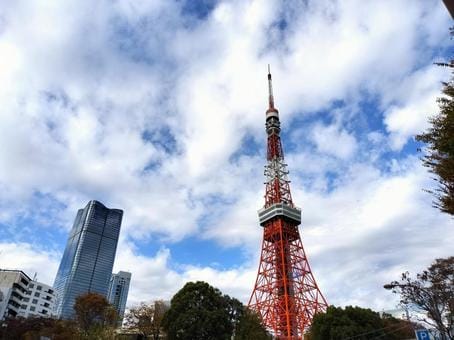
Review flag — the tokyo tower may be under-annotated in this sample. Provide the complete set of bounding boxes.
[248,67,328,339]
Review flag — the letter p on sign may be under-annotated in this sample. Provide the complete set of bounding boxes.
[415,329,430,340]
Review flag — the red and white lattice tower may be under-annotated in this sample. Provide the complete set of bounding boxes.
[248,67,328,339]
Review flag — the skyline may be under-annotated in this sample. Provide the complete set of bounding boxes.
[0,0,453,312]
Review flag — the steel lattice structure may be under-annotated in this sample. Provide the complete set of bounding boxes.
[248,67,328,339]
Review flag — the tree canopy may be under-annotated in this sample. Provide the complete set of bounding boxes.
[73,292,118,338]
[307,305,414,340]
[124,300,169,340]
[416,57,454,215]
[0,292,119,340]
[0,316,78,340]
[384,256,454,340]
[234,308,271,340]
[162,281,269,340]
[162,281,233,340]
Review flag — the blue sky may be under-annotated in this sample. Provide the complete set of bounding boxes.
[0,0,452,310]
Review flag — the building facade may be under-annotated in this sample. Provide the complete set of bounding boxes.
[53,200,123,319]
[18,280,56,318]
[107,271,131,324]
[0,270,31,320]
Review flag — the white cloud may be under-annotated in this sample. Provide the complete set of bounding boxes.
[290,157,453,309]
[0,243,60,285]
[1,151,453,313]
[311,123,357,159]
[384,66,448,150]
[0,0,452,314]
[112,243,182,305]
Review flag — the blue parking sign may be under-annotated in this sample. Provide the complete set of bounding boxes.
[415,329,430,340]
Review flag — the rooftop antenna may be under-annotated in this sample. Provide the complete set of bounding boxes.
[267,64,275,110]
[33,272,37,281]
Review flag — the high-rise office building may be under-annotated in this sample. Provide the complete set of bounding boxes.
[107,271,131,324]
[53,200,123,319]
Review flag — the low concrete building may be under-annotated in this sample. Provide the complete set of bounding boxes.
[18,280,56,318]
[0,269,31,320]
[0,270,56,320]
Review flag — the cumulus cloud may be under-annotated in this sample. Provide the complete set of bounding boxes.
[311,123,357,159]
[291,156,453,309]
[384,66,448,150]
[2,154,451,312]
[0,0,452,313]
[0,243,60,285]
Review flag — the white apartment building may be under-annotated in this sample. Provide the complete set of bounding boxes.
[0,269,31,320]
[0,269,56,319]
[18,280,56,318]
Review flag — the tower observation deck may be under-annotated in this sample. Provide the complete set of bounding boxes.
[248,67,328,339]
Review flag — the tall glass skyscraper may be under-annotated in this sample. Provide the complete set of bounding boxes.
[107,271,131,325]
[53,200,123,319]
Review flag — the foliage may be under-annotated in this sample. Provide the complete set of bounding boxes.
[162,281,269,340]
[381,313,417,339]
[124,300,169,340]
[223,294,270,340]
[234,308,271,340]
[384,256,454,340]
[307,306,415,340]
[225,295,244,332]
[73,292,118,339]
[162,281,233,340]
[416,58,454,215]
[0,317,78,340]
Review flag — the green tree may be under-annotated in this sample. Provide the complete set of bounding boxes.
[381,313,417,339]
[416,58,454,215]
[384,256,454,340]
[0,317,78,340]
[40,318,80,340]
[162,281,269,340]
[162,281,233,340]
[224,295,244,334]
[124,300,169,340]
[73,292,118,339]
[308,306,414,340]
[234,308,271,340]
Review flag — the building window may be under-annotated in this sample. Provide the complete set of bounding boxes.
[37,285,42,291]
[34,292,40,297]
[32,299,38,304]
[9,300,20,308]
[30,306,35,312]
[23,298,29,302]
[29,283,34,288]
[11,291,21,299]
[8,309,17,317]
[21,305,27,309]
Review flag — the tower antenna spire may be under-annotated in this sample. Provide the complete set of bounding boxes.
[267,64,275,110]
